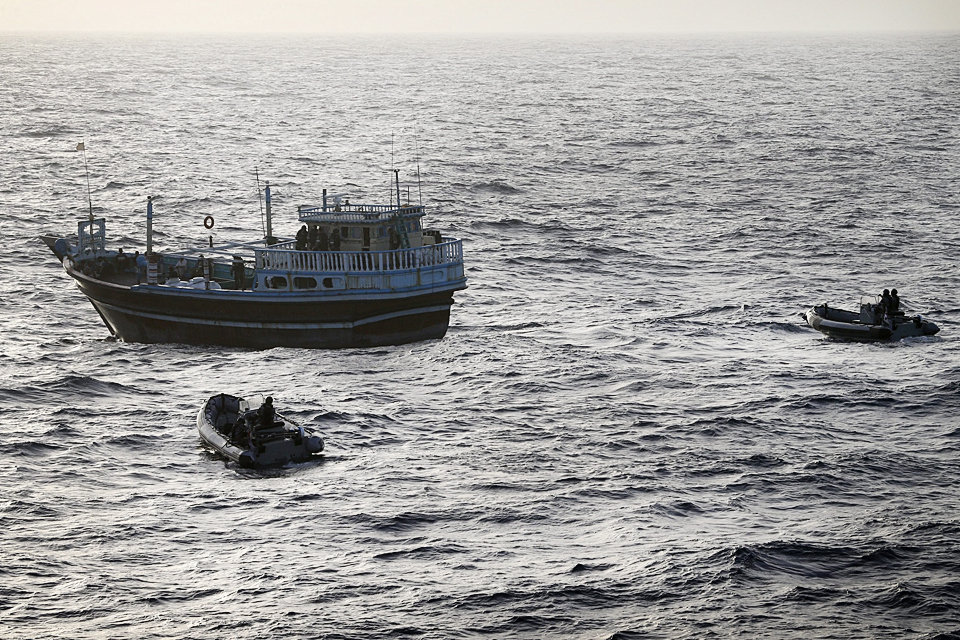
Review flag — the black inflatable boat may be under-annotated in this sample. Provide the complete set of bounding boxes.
[805,295,939,342]
[197,394,324,468]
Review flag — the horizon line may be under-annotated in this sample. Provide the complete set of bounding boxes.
[3,28,959,36]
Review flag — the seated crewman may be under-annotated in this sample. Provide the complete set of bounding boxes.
[257,396,278,429]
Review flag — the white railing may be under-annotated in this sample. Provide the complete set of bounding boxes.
[255,239,463,274]
[298,204,424,223]
[270,240,298,251]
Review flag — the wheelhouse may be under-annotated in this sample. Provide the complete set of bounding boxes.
[252,187,464,294]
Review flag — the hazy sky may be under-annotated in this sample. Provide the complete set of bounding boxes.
[1,0,958,34]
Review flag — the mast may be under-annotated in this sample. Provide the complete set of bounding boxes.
[146,196,154,255]
[264,182,276,245]
[414,126,423,206]
[146,196,158,285]
[78,141,94,221]
[394,169,401,210]
[255,166,265,238]
[392,170,410,249]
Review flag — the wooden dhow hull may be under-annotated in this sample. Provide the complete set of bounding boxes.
[69,267,458,349]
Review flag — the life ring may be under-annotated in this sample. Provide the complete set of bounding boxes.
[203,216,215,229]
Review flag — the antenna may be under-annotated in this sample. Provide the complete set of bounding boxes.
[394,168,401,210]
[414,122,423,206]
[390,132,395,208]
[78,141,93,220]
[255,166,265,237]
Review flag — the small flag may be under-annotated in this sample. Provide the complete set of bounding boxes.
[76,142,84,151]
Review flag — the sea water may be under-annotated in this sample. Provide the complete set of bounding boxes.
[1,33,959,639]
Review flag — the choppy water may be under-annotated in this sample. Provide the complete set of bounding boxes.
[2,33,960,639]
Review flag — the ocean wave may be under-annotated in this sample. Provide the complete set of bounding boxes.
[1,375,138,404]
[722,540,858,579]
[19,127,77,138]
[471,180,522,194]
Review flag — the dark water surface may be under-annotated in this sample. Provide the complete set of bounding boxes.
[2,33,960,639]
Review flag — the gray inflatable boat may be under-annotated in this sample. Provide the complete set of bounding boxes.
[805,295,939,342]
[197,393,324,468]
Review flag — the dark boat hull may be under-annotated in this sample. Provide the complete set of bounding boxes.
[805,305,939,342]
[70,267,459,349]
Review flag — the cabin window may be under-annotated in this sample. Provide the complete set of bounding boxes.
[322,277,333,288]
[378,226,386,237]
[294,276,317,290]
[266,276,288,289]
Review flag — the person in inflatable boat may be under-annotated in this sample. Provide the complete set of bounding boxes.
[258,396,278,429]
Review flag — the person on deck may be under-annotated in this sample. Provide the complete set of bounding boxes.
[330,229,341,251]
[890,288,901,314]
[115,248,129,272]
[175,256,189,279]
[192,255,206,279]
[135,252,146,284]
[230,255,245,291]
[316,228,329,252]
[296,225,308,251]
[308,225,318,251]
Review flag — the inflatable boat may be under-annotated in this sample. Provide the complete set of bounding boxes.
[805,295,939,342]
[197,394,324,468]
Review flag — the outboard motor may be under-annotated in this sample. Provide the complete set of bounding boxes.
[305,435,324,454]
[923,320,940,336]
